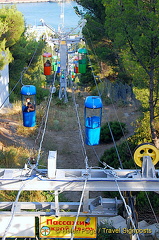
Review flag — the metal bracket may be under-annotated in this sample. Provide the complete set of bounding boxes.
[90,197,122,216]
[90,196,102,212]
[142,156,156,178]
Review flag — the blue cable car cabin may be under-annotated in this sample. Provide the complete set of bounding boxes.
[84,96,103,146]
[21,85,36,127]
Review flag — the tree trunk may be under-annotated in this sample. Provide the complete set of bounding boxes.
[149,71,159,148]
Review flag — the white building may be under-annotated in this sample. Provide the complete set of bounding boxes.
[0,64,9,108]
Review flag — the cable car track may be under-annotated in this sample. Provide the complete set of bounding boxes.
[1,4,159,240]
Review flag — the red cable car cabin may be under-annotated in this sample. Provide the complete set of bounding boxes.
[43,52,52,75]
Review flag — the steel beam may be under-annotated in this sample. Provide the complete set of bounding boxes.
[0,198,123,217]
[0,168,159,191]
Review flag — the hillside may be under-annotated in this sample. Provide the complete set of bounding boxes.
[0,91,141,174]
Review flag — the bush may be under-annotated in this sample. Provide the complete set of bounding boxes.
[100,140,136,169]
[130,112,151,146]
[0,146,30,168]
[36,87,50,105]
[100,121,127,143]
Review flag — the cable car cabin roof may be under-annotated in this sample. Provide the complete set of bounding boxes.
[85,96,103,109]
[43,52,52,57]
[52,56,58,59]
[21,85,36,95]
[78,48,87,54]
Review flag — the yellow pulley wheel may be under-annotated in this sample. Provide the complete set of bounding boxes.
[134,143,159,167]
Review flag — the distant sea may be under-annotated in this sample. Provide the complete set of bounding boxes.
[0,1,82,30]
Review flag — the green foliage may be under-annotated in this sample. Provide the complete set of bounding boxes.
[121,51,148,88]
[0,146,30,168]
[0,5,47,104]
[102,0,159,141]
[77,0,159,143]
[130,112,152,145]
[130,88,152,145]
[76,0,106,23]
[78,63,95,87]
[9,35,46,103]
[0,6,25,69]
[48,119,62,131]
[36,87,49,105]
[0,6,24,48]
[76,0,133,84]
[133,87,149,111]
[42,191,68,202]
[0,42,12,70]
[0,190,47,203]
[100,140,136,169]
[100,121,127,143]
[136,192,159,214]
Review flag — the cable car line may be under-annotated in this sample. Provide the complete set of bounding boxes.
[84,29,126,167]
[35,89,54,168]
[84,27,159,238]
[1,7,158,240]
[33,66,58,149]
[85,31,134,163]
[84,30,103,73]
[83,41,124,166]
[2,183,25,240]
[73,40,118,170]
[145,191,159,224]
[107,115,123,169]
[85,25,158,206]
[62,20,86,40]
[21,44,39,85]
[0,66,27,109]
[85,51,145,232]
[84,38,104,97]
[83,46,137,232]
[71,87,89,170]
[33,59,58,156]
[70,177,88,240]
[2,174,38,240]
[1,47,57,238]
[82,31,142,238]
[115,177,140,240]
[67,28,157,239]
[25,18,92,240]
[69,48,103,240]
[40,19,57,37]
[86,56,140,237]
[82,47,121,167]
[0,76,21,110]
[70,49,139,239]
[0,6,122,240]
[0,43,39,110]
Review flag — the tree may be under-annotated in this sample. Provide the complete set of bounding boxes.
[0,5,25,70]
[9,35,46,102]
[0,5,24,47]
[76,0,132,83]
[0,5,47,103]
[76,0,159,147]
[102,0,159,148]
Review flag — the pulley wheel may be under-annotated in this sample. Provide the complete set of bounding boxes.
[134,143,159,167]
